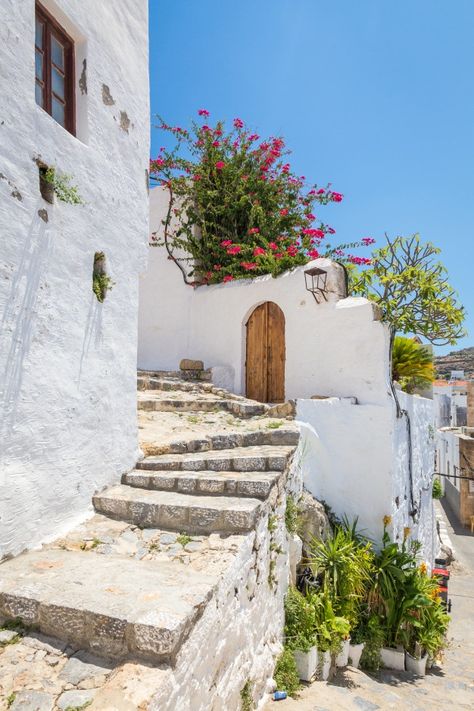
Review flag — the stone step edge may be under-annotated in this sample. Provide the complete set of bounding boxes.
[122,469,282,499]
[139,429,300,456]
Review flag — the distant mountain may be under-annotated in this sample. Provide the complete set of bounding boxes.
[435,346,474,379]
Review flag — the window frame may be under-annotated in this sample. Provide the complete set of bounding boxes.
[35,2,76,136]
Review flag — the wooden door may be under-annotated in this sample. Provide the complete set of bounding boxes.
[246,302,285,403]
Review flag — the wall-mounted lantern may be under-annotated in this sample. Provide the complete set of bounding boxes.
[304,266,328,303]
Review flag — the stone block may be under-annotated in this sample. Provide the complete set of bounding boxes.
[10,691,55,711]
[57,689,98,711]
[180,359,204,371]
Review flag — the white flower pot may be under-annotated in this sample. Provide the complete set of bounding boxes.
[380,646,405,671]
[405,651,428,676]
[293,646,317,682]
[316,650,331,680]
[336,638,350,667]
[349,642,365,669]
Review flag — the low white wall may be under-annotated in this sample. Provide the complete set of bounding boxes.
[0,0,149,557]
[139,187,392,405]
[297,391,436,564]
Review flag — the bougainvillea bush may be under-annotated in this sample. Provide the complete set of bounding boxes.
[149,110,373,285]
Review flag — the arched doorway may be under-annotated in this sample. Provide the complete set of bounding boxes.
[245,302,285,403]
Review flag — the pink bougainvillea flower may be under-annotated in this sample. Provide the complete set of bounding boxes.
[202,125,211,132]
[241,261,257,270]
[220,240,232,247]
[192,174,202,181]
[212,140,220,147]
[233,118,244,129]
[274,252,283,259]
[286,245,298,257]
[349,256,372,265]
[331,192,343,202]
[227,245,242,255]
[248,227,260,234]
[223,275,234,282]
[268,242,278,251]
[281,163,290,174]
[198,108,210,117]
[308,249,320,259]
[302,228,325,239]
[213,264,222,271]
[279,208,289,216]
[241,174,249,181]
[305,213,316,221]
[327,227,336,234]
[253,247,266,256]
[248,133,260,142]
[214,128,223,136]
[317,188,326,195]
[215,161,225,170]
[362,237,376,245]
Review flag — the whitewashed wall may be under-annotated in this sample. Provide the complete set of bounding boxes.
[139,187,391,405]
[297,391,437,565]
[0,0,149,557]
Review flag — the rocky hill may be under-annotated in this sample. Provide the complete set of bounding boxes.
[435,346,474,379]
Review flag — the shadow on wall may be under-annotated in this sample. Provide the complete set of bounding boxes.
[78,292,103,386]
[0,205,52,445]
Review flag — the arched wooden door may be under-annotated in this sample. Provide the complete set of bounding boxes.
[246,302,285,403]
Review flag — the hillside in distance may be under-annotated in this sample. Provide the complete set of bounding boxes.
[435,346,474,379]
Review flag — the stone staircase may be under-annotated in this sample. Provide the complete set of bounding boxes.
[0,370,301,709]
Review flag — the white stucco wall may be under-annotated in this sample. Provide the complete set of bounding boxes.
[139,187,392,405]
[0,0,149,557]
[297,390,437,565]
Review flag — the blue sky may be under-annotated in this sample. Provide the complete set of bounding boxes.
[149,0,473,354]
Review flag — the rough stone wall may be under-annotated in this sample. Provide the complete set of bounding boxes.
[467,382,474,427]
[0,0,149,557]
[459,436,474,525]
[148,439,304,711]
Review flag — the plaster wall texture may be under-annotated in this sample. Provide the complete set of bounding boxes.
[148,441,304,711]
[0,0,149,558]
[139,187,391,405]
[297,391,437,565]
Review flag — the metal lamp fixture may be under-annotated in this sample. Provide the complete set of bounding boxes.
[304,266,328,303]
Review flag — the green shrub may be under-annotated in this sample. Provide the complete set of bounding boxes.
[432,477,443,499]
[273,648,300,697]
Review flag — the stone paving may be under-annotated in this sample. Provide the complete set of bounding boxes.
[265,499,474,711]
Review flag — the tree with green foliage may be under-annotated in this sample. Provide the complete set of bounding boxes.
[351,234,465,346]
[391,336,435,393]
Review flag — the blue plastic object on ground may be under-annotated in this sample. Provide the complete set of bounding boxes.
[273,690,288,700]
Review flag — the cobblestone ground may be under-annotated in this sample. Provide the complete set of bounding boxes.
[266,499,474,711]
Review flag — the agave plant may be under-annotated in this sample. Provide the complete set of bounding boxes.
[391,336,435,393]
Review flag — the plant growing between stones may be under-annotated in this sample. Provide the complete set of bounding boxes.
[41,166,84,205]
[432,477,443,499]
[240,679,254,711]
[149,109,372,285]
[92,252,115,303]
[273,648,300,697]
[285,494,302,535]
[6,693,16,708]
[177,533,192,547]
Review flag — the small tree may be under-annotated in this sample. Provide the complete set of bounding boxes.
[392,336,435,393]
[351,234,465,346]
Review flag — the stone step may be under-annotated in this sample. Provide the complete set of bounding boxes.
[138,376,214,394]
[0,549,221,664]
[93,485,262,534]
[138,369,212,382]
[122,469,281,499]
[137,391,266,417]
[144,428,300,455]
[136,445,294,473]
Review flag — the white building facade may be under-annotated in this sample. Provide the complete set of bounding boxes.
[0,0,149,558]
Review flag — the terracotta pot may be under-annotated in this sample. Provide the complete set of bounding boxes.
[336,638,350,667]
[405,651,428,676]
[348,641,365,669]
[293,646,317,682]
[380,646,405,671]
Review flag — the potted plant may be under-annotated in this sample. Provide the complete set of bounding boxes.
[348,624,366,669]
[284,587,318,681]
